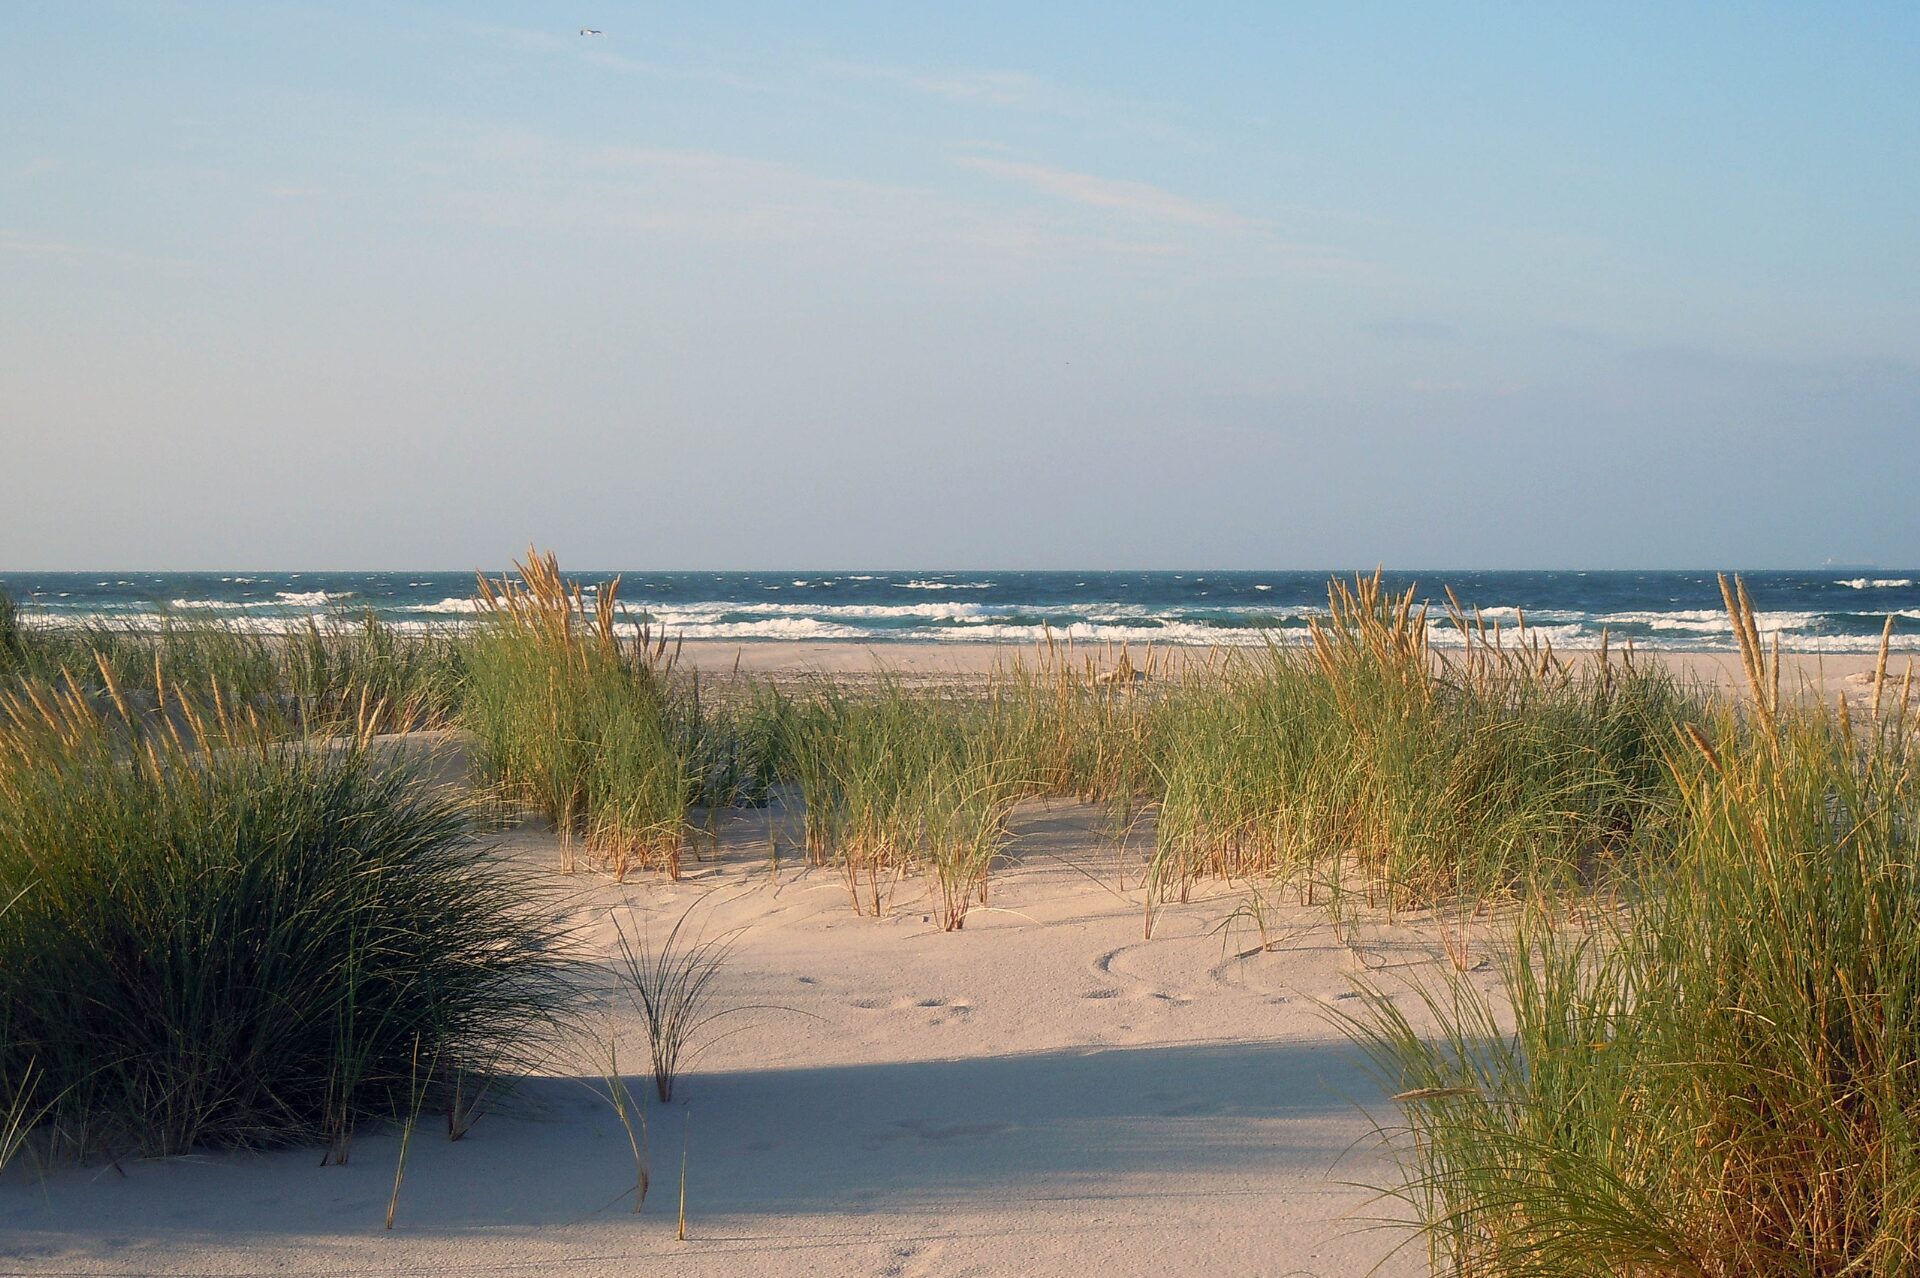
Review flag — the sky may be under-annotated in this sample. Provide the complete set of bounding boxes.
[2,2,1917,570]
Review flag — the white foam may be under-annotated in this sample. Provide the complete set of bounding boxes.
[922,621,1272,645]
[402,597,488,614]
[650,617,871,641]
[895,579,992,590]
[1428,623,1588,649]
[1837,578,1914,589]
[167,590,349,611]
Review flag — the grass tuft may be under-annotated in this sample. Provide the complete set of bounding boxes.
[611,904,744,1103]
[0,667,565,1160]
[1342,579,1920,1276]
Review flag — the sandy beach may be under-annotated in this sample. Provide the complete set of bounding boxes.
[670,639,1893,702]
[0,640,1903,1277]
[2,758,1442,1277]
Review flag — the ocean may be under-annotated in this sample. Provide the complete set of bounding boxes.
[3,570,1918,653]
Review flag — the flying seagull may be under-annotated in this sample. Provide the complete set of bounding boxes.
[580,28,604,36]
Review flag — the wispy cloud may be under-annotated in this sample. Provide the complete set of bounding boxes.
[825,62,1051,108]
[954,155,1252,231]
[430,128,1204,267]
[0,230,84,256]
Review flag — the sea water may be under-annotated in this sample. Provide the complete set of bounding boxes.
[3,569,1918,652]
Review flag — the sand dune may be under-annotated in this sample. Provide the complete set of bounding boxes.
[2,793,1446,1277]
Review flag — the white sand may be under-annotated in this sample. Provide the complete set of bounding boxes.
[1,781,1459,1277]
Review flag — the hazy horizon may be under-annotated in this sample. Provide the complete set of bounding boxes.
[5,4,1917,570]
[4,561,1917,574]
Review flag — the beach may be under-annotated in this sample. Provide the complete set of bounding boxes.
[2,759,1435,1277]
[1,627,1909,1276]
[668,638,1894,702]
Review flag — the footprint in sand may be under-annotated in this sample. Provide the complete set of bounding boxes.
[895,1119,1012,1142]
[1085,946,1196,1005]
[1146,1089,1223,1117]
[881,1241,948,1278]
[1160,1098,1224,1117]
[863,1119,1010,1151]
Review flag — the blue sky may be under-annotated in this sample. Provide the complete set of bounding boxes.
[3,2,1916,568]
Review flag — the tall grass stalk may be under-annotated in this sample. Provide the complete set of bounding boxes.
[384,1034,436,1230]
[590,1032,651,1212]
[0,591,20,673]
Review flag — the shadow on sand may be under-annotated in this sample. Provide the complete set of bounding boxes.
[1,1036,1398,1242]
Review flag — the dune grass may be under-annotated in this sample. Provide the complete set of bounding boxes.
[460,551,786,879]
[611,905,747,1102]
[0,591,20,673]
[775,678,1034,919]
[0,599,465,736]
[5,566,1705,932]
[0,662,565,1161]
[1148,574,1694,920]
[460,551,698,877]
[1344,580,1920,1276]
[992,637,1168,811]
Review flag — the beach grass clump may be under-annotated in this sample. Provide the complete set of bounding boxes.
[1148,641,1348,901]
[0,601,465,737]
[460,550,700,878]
[922,749,1025,931]
[683,675,790,812]
[778,679,1032,920]
[1345,583,1920,1276]
[779,680,949,912]
[0,665,564,1160]
[1350,705,1920,1276]
[993,637,1166,811]
[1149,573,1694,914]
[282,612,467,732]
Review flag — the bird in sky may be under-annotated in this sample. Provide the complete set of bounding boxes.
[580,28,605,37]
